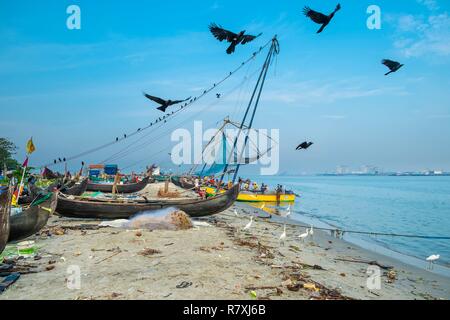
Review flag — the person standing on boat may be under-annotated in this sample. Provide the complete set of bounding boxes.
[194,177,200,191]
[261,183,267,194]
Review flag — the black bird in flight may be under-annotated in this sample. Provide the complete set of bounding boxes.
[209,23,262,54]
[296,141,314,150]
[115,137,119,142]
[143,93,191,112]
[303,3,341,33]
[216,93,221,98]
[382,59,404,76]
[53,159,57,164]
[58,158,62,162]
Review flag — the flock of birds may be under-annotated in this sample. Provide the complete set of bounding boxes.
[140,4,403,114]
[235,205,440,269]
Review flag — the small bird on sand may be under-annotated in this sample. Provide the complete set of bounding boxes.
[243,216,253,231]
[143,93,191,113]
[303,3,341,33]
[382,59,404,76]
[296,141,314,150]
[209,23,262,54]
[279,224,287,246]
[426,254,440,270]
[298,228,309,242]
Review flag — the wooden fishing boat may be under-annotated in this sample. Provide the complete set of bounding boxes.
[8,192,57,242]
[0,186,12,254]
[56,183,240,219]
[170,176,195,190]
[62,178,88,196]
[86,176,150,193]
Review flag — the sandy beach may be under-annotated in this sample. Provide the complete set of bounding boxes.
[1,182,449,300]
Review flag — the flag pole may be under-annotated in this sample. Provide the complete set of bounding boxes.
[12,137,35,205]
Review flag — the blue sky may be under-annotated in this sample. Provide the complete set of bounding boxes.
[1,0,450,174]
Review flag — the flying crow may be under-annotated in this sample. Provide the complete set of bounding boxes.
[296,141,314,150]
[303,3,341,33]
[143,93,191,112]
[382,59,404,76]
[209,23,262,54]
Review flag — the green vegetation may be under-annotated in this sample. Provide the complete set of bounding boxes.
[0,137,20,170]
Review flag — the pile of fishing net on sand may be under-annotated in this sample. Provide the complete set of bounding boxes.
[99,207,192,231]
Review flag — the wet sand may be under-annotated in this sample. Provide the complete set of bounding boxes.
[1,183,449,300]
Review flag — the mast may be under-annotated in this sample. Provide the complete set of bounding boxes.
[219,36,280,185]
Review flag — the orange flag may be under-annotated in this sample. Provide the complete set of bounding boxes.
[26,137,35,154]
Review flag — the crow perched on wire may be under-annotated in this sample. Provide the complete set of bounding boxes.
[382,59,404,76]
[209,23,262,54]
[143,93,191,112]
[303,3,341,33]
[296,141,314,150]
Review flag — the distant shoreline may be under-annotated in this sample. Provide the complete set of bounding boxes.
[317,173,450,177]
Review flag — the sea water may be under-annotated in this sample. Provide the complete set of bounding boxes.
[248,175,450,268]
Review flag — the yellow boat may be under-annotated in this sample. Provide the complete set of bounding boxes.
[204,187,296,203]
[237,191,295,202]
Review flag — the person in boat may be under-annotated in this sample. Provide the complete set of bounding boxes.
[252,182,259,192]
[243,182,249,191]
[227,180,233,190]
[261,183,267,194]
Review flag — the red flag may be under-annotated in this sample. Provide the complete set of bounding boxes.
[22,157,29,167]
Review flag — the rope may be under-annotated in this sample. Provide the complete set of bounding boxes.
[112,68,263,169]
[276,212,450,240]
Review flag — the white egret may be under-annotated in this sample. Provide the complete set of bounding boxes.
[243,216,253,231]
[281,205,291,218]
[426,254,440,270]
[298,228,309,242]
[279,224,287,246]
[309,225,314,239]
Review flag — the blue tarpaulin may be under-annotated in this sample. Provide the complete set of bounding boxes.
[104,164,118,175]
[89,169,101,177]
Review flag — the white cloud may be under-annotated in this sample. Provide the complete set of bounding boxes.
[321,115,347,120]
[390,11,450,58]
[261,79,408,106]
[416,0,440,11]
